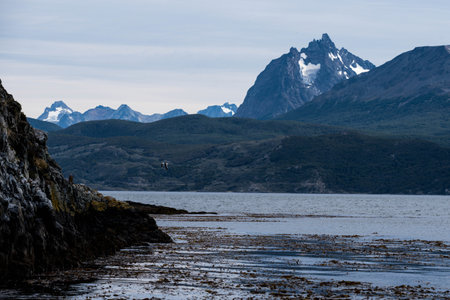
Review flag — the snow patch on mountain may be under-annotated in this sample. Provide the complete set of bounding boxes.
[328,52,338,61]
[221,106,233,115]
[44,106,72,122]
[350,62,370,75]
[299,58,321,85]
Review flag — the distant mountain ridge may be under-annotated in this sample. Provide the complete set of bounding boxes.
[37,101,188,128]
[235,33,375,119]
[38,101,77,127]
[280,45,450,143]
[38,101,238,128]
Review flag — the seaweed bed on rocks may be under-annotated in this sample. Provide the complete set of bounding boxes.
[3,213,449,299]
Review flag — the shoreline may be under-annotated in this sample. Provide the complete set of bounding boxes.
[3,213,449,299]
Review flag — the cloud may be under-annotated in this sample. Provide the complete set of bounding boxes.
[0,38,279,71]
[1,0,449,118]
[1,61,256,117]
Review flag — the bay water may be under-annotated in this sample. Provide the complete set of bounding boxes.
[103,191,450,242]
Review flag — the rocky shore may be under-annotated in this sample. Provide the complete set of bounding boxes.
[3,213,449,299]
[0,79,171,281]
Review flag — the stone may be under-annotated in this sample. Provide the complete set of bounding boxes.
[0,79,171,280]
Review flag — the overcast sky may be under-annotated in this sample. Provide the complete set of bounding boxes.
[1,0,449,118]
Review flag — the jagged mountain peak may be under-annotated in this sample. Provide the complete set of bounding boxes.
[110,104,142,122]
[50,100,71,109]
[235,34,375,119]
[321,33,332,42]
[299,33,374,85]
[289,47,300,55]
[38,100,74,123]
[307,33,337,50]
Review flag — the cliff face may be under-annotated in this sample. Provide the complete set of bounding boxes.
[0,80,171,280]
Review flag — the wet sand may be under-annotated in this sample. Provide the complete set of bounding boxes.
[2,213,449,299]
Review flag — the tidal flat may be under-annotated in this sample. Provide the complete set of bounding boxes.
[2,192,449,299]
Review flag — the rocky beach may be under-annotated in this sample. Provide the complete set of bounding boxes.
[2,211,449,299]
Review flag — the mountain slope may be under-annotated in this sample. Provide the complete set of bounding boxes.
[43,115,450,194]
[280,45,450,143]
[27,117,62,132]
[235,33,375,119]
[52,114,345,145]
[47,129,450,194]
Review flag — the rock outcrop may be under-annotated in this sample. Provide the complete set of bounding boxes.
[0,79,171,280]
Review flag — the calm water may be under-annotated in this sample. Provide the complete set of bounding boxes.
[103,192,450,242]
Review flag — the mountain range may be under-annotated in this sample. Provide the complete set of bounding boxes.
[37,101,238,128]
[36,33,373,127]
[37,101,188,128]
[235,33,375,119]
[29,34,450,143]
[23,35,450,194]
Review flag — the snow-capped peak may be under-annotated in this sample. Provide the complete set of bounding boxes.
[197,102,237,118]
[235,33,375,119]
[38,101,74,123]
[50,100,70,109]
[297,34,374,88]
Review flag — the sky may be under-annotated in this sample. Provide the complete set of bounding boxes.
[1,0,449,118]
